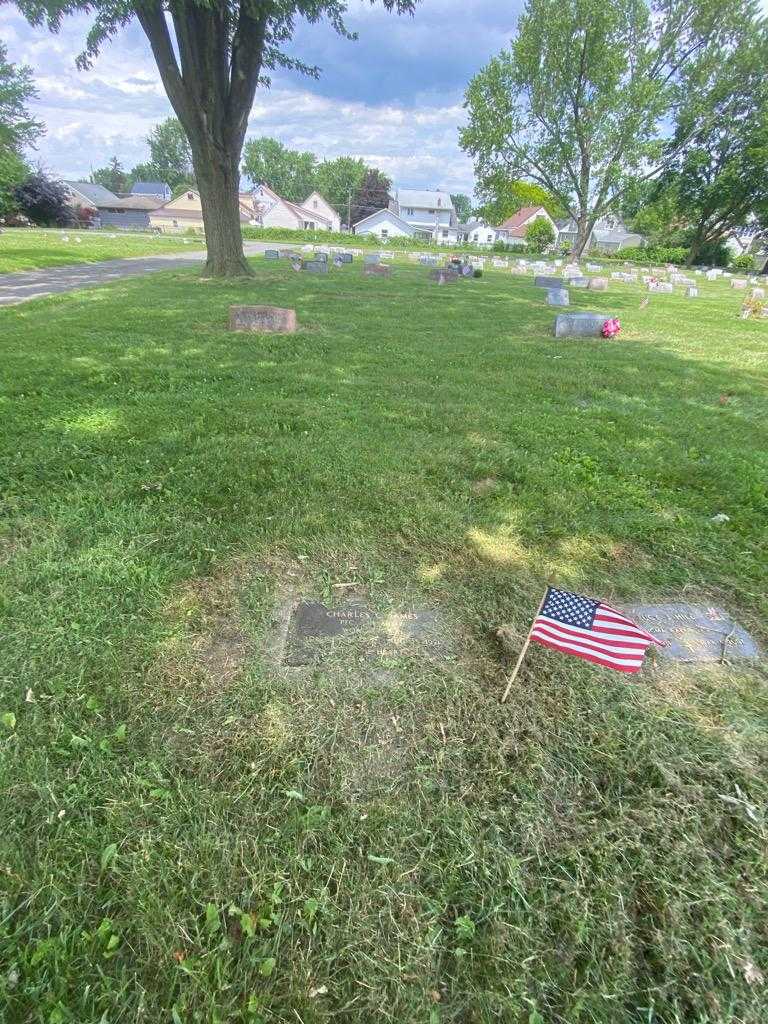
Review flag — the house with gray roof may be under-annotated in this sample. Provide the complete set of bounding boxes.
[131,181,172,202]
[353,188,459,244]
[555,215,643,252]
[63,181,159,230]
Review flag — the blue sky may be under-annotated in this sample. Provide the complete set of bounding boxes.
[0,1,523,196]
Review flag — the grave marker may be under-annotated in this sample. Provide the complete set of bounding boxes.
[554,311,609,338]
[302,259,328,274]
[547,288,570,306]
[622,604,759,663]
[229,305,297,333]
[264,249,280,260]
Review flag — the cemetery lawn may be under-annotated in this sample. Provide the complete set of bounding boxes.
[0,227,202,273]
[1,261,767,1024]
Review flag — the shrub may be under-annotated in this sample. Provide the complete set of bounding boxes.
[619,245,689,265]
[731,252,755,271]
[14,171,72,226]
[524,218,556,251]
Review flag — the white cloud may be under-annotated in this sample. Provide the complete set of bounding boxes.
[3,2,493,194]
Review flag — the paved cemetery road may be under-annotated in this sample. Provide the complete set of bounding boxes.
[0,242,278,307]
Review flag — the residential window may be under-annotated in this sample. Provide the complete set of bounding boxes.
[428,209,435,214]
[313,200,318,209]
[405,208,414,215]
[381,228,389,239]
[442,229,448,238]
[186,192,194,200]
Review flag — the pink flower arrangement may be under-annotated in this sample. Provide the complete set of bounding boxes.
[602,317,621,338]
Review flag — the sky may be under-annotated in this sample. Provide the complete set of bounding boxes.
[0,1,524,197]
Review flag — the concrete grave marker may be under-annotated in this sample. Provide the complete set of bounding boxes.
[649,281,674,293]
[302,259,328,274]
[731,279,747,289]
[264,249,280,260]
[364,263,392,277]
[339,252,354,263]
[686,286,698,298]
[622,604,759,663]
[751,287,765,299]
[554,311,609,338]
[570,276,590,288]
[364,253,380,265]
[534,275,565,289]
[589,277,608,291]
[229,305,297,333]
[547,288,570,306]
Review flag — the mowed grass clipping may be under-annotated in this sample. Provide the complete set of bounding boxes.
[0,227,203,273]
[0,258,767,1024]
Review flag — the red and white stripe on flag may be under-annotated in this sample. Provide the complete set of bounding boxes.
[530,586,662,673]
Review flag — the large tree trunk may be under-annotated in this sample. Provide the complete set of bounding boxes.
[572,214,592,257]
[193,143,251,278]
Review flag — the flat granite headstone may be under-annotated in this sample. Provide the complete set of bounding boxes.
[229,305,297,333]
[283,600,449,666]
[302,259,328,274]
[649,281,674,293]
[547,288,570,306]
[554,311,608,338]
[535,275,565,290]
[623,604,759,663]
[570,276,590,288]
[339,252,354,263]
[264,249,280,260]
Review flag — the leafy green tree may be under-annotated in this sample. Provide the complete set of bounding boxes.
[0,146,28,217]
[474,172,563,224]
[92,156,131,194]
[0,42,43,153]
[242,137,317,203]
[350,168,391,226]
[314,155,367,222]
[666,29,768,265]
[12,0,416,277]
[461,0,756,256]
[131,117,194,192]
[450,193,473,222]
[0,41,41,217]
[524,217,555,251]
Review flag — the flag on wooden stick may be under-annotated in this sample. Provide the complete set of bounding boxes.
[501,585,662,702]
[530,586,661,673]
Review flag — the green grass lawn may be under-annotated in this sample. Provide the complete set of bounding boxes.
[0,227,203,273]
[1,258,767,1023]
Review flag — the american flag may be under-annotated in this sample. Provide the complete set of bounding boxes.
[530,586,662,673]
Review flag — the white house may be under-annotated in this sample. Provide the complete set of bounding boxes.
[352,207,416,241]
[499,206,558,246]
[303,190,341,232]
[460,220,511,247]
[353,188,459,244]
[395,189,459,244]
[250,183,337,231]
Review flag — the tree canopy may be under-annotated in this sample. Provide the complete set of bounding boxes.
[242,136,317,202]
[349,168,391,225]
[474,173,563,224]
[92,156,131,194]
[0,41,43,154]
[12,0,417,276]
[132,117,195,192]
[450,193,473,222]
[460,0,761,255]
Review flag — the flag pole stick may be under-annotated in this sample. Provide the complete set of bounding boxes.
[500,589,548,704]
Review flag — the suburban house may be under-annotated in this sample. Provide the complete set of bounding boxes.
[351,207,418,241]
[459,220,511,247]
[147,184,340,234]
[131,181,172,203]
[555,215,643,251]
[148,188,253,233]
[250,183,339,231]
[499,205,558,246]
[63,181,158,229]
[353,189,459,244]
